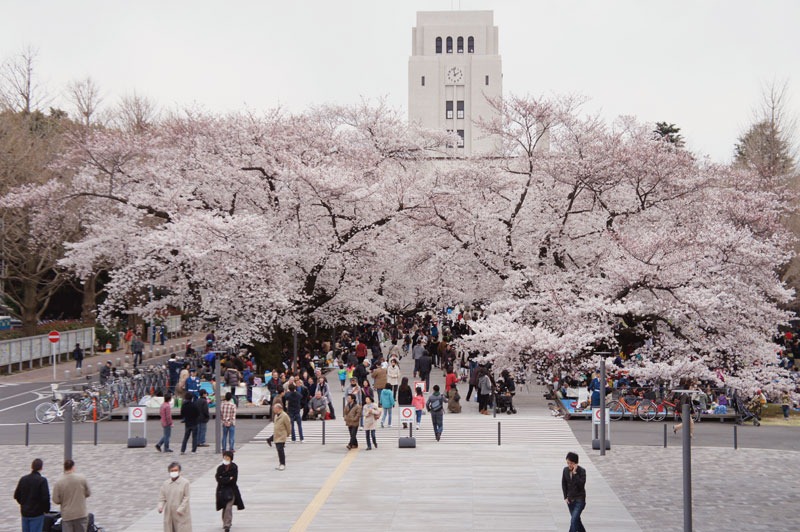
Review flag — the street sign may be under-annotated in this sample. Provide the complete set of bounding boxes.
[48,331,60,343]
[592,407,610,425]
[400,406,415,425]
[128,406,146,423]
[413,381,427,393]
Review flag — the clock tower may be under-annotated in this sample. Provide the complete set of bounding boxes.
[408,11,502,156]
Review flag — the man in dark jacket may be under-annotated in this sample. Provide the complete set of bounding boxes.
[14,458,50,531]
[196,389,211,447]
[418,351,433,391]
[72,344,84,370]
[283,384,304,443]
[561,451,587,532]
[180,392,200,454]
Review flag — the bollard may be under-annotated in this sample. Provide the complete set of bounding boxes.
[64,370,71,381]
[733,425,738,450]
[86,364,92,376]
[116,358,121,367]
[497,421,501,446]
[25,422,29,446]
[664,424,667,448]
[94,421,98,446]
[322,420,326,445]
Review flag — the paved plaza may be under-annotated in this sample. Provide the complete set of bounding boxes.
[1,352,798,531]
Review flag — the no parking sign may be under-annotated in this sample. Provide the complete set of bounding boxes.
[400,406,415,425]
[129,406,146,423]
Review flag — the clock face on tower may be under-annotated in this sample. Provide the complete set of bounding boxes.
[445,66,464,84]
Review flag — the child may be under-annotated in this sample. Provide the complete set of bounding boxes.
[337,364,347,392]
[412,387,425,429]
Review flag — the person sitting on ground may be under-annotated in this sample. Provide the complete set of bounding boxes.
[447,383,462,413]
[309,391,328,420]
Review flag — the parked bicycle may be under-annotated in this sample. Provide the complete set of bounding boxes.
[607,394,652,421]
[35,396,87,424]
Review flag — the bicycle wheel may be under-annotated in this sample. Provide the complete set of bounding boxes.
[653,403,667,422]
[97,398,112,420]
[637,401,657,422]
[607,400,624,421]
[692,408,702,423]
[35,402,58,424]
[72,403,88,423]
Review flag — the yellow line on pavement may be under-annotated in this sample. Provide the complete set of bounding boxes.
[290,448,359,531]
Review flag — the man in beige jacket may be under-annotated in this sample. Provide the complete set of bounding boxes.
[267,402,291,471]
[52,460,91,532]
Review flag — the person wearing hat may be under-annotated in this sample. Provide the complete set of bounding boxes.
[266,403,291,470]
[561,452,587,532]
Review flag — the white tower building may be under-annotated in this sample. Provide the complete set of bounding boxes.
[408,11,502,156]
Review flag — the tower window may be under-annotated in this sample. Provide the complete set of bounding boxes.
[457,129,465,148]
[468,36,475,53]
[485,75,489,86]
[446,129,454,148]
[457,37,464,53]
[446,101,453,119]
[435,37,442,54]
[421,76,425,86]
[457,100,464,119]
[446,36,453,53]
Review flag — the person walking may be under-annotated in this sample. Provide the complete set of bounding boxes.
[418,349,433,391]
[387,358,401,399]
[155,393,174,453]
[561,452,587,532]
[180,392,200,454]
[412,387,425,430]
[284,384,304,443]
[158,462,191,532]
[72,344,84,371]
[344,394,362,450]
[379,383,395,427]
[478,370,493,415]
[267,403,291,470]
[362,396,379,450]
[426,384,446,441]
[220,392,237,452]
[215,450,244,532]
[51,460,91,532]
[196,389,211,447]
[13,458,50,532]
[130,335,144,368]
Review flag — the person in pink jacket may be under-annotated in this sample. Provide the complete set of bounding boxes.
[411,387,425,430]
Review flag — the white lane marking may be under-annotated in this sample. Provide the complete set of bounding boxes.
[0,385,52,403]
[0,396,51,413]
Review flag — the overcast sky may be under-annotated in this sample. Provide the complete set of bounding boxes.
[2,0,798,162]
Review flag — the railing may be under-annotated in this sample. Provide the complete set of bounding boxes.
[0,327,95,373]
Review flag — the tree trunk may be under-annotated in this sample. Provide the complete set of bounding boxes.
[81,273,98,324]
[21,279,38,336]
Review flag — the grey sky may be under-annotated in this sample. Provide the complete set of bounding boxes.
[2,0,798,162]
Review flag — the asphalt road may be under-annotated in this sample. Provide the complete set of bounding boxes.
[567,417,800,451]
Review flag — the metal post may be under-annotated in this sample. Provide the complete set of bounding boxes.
[497,421,501,446]
[682,403,693,531]
[292,331,298,374]
[25,422,29,446]
[94,420,98,446]
[664,423,667,448]
[733,425,738,450]
[65,402,73,461]
[322,420,326,445]
[215,351,222,454]
[52,341,57,381]
[599,358,607,455]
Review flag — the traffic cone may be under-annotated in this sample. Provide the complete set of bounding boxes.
[105,342,112,353]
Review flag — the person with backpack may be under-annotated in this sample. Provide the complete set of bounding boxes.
[426,385,446,441]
